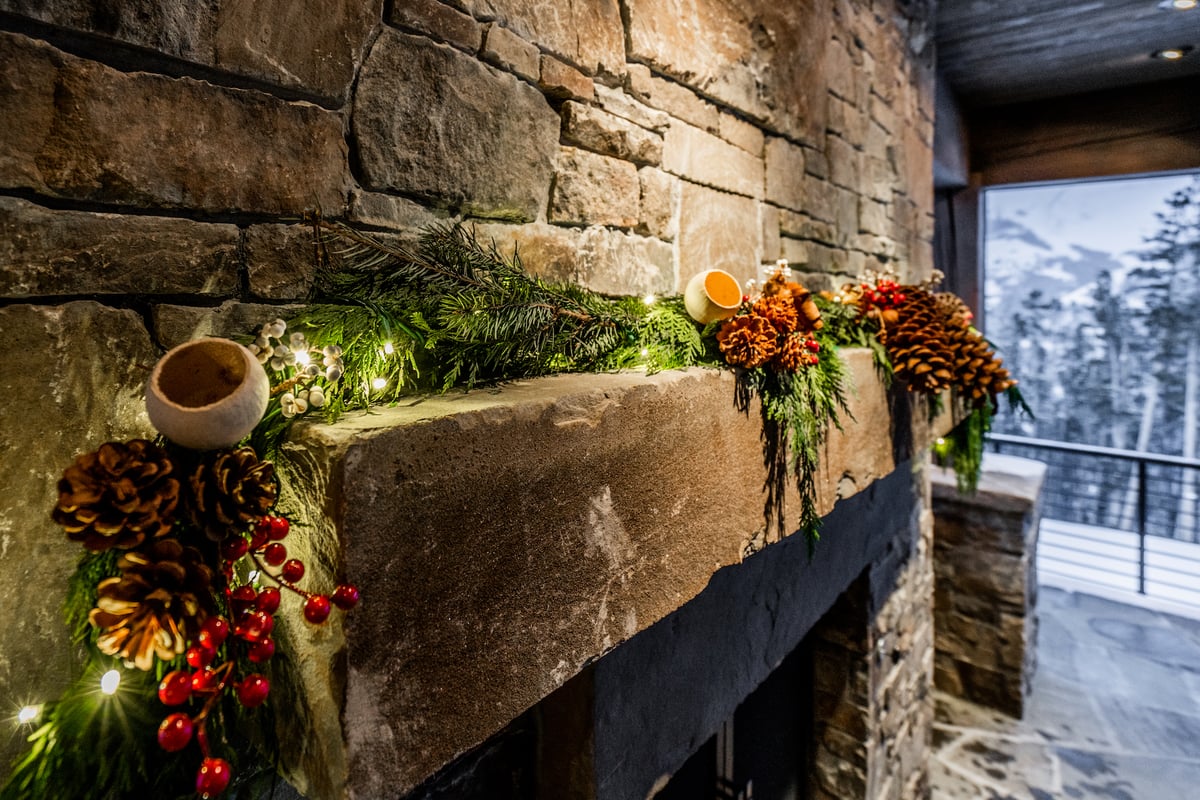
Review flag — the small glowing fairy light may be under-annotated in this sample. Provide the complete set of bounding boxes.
[17,705,40,724]
[371,377,388,391]
[640,348,650,357]
[936,437,946,446]
[293,350,311,367]
[100,669,121,695]
[383,341,395,355]
[642,294,656,306]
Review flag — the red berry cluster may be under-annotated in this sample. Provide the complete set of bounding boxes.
[799,336,821,366]
[860,278,907,309]
[156,514,359,798]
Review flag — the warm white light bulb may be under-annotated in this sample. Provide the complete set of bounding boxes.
[643,294,656,306]
[383,341,395,355]
[17,705,40,724]
[1172,0,1196,10]
[1161,48,1185,59]
[640,348,650,357]
[100,670,121,695]
[371,377,388,390]
[293,350,311,367]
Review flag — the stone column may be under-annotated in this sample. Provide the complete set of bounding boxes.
[931,454,1047,717]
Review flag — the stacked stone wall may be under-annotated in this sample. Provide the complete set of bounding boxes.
[0,0,936,788]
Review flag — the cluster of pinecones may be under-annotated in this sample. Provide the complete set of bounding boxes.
[871,287,1013,403]
[52,439,277,669]
[716,276,824,372]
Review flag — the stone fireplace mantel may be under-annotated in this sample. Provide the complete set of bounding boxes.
[277,350,953,798]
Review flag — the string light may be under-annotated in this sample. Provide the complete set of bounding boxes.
[371,377,388,391]
[642,294,656,306]
[383,341,395,355]
[100,669,121,695]
[640,348,650,357]
[936,437,946,446]
[17,705,40,724]
[292,350,311,367]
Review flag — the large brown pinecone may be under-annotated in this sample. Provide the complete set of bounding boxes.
[762,276,824,332]
[188,447,277,540]
[717,314,779,369]
[90,538,214,671]
[880,289,955,394]
[752,295,799,335]
[934,294,1014,405]
[773,334,809,373]
[52,439,179,551]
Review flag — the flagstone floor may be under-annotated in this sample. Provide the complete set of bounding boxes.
[931,586,1200,800]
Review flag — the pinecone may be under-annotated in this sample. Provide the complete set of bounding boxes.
[933,293,1014,405]
[52,439,179,551]
[90,538,215,671]
[773,335,809,373]
[762,277,824,332]
[188,447,277,540]
[880,289,955,394]
[717,314,779,369]
[752,295,799,335]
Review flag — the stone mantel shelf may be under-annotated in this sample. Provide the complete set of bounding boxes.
[278,349,956,798]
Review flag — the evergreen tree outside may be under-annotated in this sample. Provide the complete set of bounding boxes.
[982,172,1199,540]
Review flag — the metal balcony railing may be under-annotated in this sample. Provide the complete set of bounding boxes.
[987,433,1200,599]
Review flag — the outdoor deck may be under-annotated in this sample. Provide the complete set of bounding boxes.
[931,585,1200,799]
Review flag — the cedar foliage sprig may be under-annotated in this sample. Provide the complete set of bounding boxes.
[737,334,852,549]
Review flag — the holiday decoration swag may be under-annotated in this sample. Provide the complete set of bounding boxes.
[1,220,1023,799]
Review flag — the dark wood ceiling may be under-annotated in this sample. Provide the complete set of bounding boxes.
[937,0,1200,107]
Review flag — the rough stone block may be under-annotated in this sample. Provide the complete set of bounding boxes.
[474,222,583,285]
[455,0,624,76]
[563,102,663,166]
[389,0,482,52]
[663,120,763,199]
[719,113,765,156]
[829,94,869,148]
[246,224,318,300]
[0,0,378,103]
[594,84,670,132]
[353,30,558,221]
[859,198,891,237]
[638,166,679,241]
[550,147,640,229]
[213,0,380,101]
[281,349,940,795]
[678,181,759,288]
[765,136,807,211]
[153,300,304,348]
[0,32,350,215]
[626,64,719,133]
[760,203,781,262]
[0,197,238,297]
[577,226,675,296]
[0,301,157,777]
[347,188,447,232]
[828,134,864,191]
[539,55,594,101]
[481,22,540,80]
[624,0,829,142]
[780,209,835,245]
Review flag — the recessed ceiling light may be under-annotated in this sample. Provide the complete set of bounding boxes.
[1153,46,1194,59]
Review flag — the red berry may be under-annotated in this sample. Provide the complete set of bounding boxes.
[220,535,248,562]
[895,293,907,304]
[196,757,232,798]
[186,644,215,669]
[805,338,820,352]
[808,354,820,365]
[158,671,192,706]
[264,543,287,566]
[331,584,360,611]
[250,518,272,550]
[235,610,274,642]
[229,585,257,615]
[268,516,290,541]
[191,668,219,692]
[256,587,281,614]
[157,713,194,752]
[304,595,332,624]
[199,617,230,649]
[247,637,275,663]
[237,674,271,707]
[281,559,305,583]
